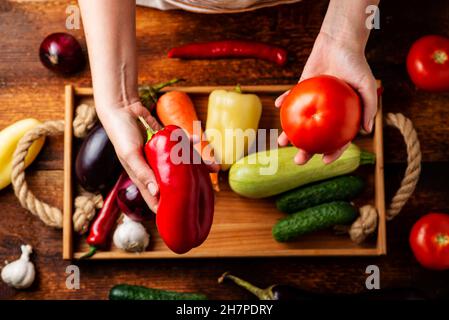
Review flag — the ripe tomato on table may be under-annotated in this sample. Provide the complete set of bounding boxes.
[406,35,449,91]
[280,75,361,155]
[410,213,449,270]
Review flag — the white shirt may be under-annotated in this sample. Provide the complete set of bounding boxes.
[136,0,302,13]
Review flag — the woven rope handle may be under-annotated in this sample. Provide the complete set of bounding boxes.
[11,120,65,228]
[348,113,422,243]
[384,113,422,219]
[11,104,101,233]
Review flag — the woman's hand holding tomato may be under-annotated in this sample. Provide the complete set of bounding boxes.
[275,32,378,164]
[280,75,361,156]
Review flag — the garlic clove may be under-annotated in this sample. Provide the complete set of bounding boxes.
[113,215,150,253]
[1,244,35,289]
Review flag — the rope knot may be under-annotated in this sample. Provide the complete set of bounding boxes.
[73,104,97,138]
[348,205,378,244]
[73,192,103,234]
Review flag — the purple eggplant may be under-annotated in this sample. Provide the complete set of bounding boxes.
[75,125,122,193]
[117,175,153,222]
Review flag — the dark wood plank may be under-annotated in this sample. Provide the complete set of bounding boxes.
[1,0,449,300]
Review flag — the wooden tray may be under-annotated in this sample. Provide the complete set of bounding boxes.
[63,84,386,260]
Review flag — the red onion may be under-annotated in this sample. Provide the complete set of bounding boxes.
[39,33,85,75]
[117,176,153,222]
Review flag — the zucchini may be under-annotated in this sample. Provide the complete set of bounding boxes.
[276,175,365,213]
[229,144,374,199]
[272,201,357,242]
[109,284,207,300]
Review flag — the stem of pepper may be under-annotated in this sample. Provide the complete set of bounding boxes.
[80,246,97,259]
[152,78,184,92]
[138,116,156,141]
[218,272,274,300]
[139,78,184,109]
[235,84,242,94]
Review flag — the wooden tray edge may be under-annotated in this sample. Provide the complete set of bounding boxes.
[65,83,387,259]
[374,81,387,255]
[63,85,74,260]
[72,248,383,260]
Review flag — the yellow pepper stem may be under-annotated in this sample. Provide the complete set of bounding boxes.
[235,84,242,94]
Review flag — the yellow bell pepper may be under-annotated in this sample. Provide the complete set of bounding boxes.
[206,87,262,171]
[0,119,45,190]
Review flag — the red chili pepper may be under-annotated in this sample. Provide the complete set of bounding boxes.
[140,119,215,254]
[168,40,288,66]
[81,172,127,258]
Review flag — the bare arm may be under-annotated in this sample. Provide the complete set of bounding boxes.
[79,0,160,211]
[321,0,380,53]
[79,0,139,111]
[277,0,380,164]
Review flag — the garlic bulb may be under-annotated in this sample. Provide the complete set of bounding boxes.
[1,244,35,289]
[113,216,150,252]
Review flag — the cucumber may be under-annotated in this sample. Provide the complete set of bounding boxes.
[228,144,374,199]
[109,284,207,300]
[276,175,365,213]
[272,201,357,242]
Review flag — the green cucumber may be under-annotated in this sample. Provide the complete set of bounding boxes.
[229,144,374,199]
[276,175,365,213]
[272,201,357,242]
[109,284,207,300]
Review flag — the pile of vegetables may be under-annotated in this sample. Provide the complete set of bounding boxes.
[229,144,374,241]
[75,81,223,257]
[71,71,379,255]
[35,30,380,254]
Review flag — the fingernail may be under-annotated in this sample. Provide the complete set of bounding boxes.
[294,153,305,165]
[147,182,158,196]
[368,119,374,132]
[275,98,281,108]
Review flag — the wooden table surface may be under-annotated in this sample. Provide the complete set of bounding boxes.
[1,0,448,300]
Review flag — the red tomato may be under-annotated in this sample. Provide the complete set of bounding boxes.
[406,35,449,91]
[409,213,449,270]
[280,75,361,154]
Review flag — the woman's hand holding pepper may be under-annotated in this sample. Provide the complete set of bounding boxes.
[97,101,161,213]
[276,0,379,165]
[79,0,164,212]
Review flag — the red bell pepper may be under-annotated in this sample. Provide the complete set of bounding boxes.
[140,119,215,254]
